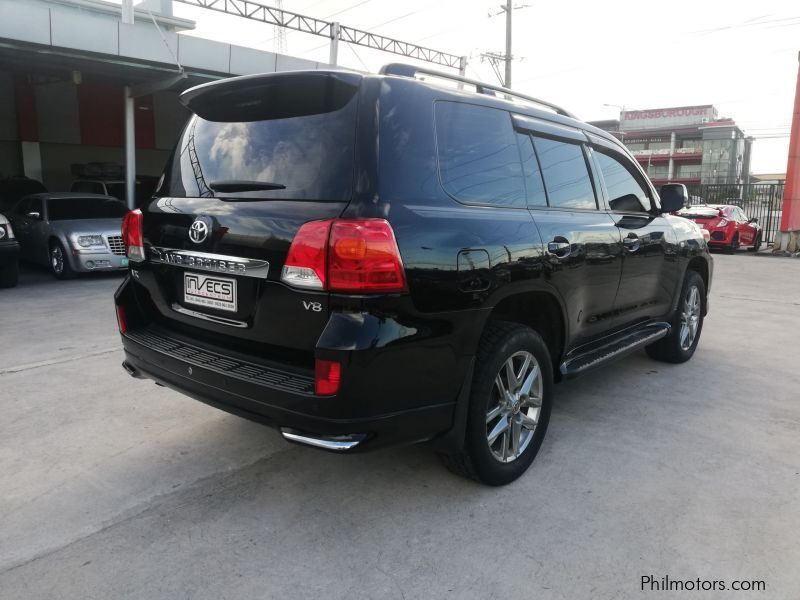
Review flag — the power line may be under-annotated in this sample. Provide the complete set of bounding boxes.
[172,0,464,68]
[322,0,375,20]
[346,42,371,71]
[692,14,800,35]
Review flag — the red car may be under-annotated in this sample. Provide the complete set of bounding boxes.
[678,204,762,252]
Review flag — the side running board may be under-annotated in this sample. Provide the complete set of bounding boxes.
[560,322,671,379]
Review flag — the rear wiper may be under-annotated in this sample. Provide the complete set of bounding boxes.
[209,180,286,193]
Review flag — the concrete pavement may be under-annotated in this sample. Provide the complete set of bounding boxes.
[1,255,799,599]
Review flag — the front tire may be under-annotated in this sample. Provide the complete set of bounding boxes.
[726,233,739,254]
[0,260,18,288]
[646,270,706,363]
[49,241,74,280]
[748,232,762,252]
[439,321,553,486]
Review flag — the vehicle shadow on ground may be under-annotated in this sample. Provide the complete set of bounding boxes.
[13,262,126,288]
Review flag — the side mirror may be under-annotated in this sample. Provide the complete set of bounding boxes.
[26,211,41,220]
[659,184,688,213]
[748,217,758,224]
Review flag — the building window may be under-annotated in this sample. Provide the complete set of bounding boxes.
[677,164,701,178]
[680,138,701,149]
[647,165,669,179]
[648,141,671,151]
[625,142,646,152]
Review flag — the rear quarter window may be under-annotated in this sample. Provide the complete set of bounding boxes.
[434,102,526,208]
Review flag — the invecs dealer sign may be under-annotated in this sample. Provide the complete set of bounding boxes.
[620,105,718,131]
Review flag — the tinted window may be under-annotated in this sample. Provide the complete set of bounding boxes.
[435,102,525,208]
[47,197,127,220]
[17,197,42,215]
[516,133,547,207]
[595,151,651,212]
[533,137,596,210]
[106,183,126,201]
[72,181,104,194]
[162,93,358,201]
[14,198,30,215]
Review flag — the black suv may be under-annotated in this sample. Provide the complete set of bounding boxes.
[115,65,712,485]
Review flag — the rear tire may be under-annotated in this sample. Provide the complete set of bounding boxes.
[49,241,74,280]
[646,270,705,364]
[439,321,553,486]
[0,260,18,288]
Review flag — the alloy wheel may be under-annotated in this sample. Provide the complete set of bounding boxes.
[485,350,543,463]
[679,285,701,351]
[50,245,64,275]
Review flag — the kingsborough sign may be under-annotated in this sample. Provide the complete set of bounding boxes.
[620,105,718,131]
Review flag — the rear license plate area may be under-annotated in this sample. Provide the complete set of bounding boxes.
[184,272,237,313]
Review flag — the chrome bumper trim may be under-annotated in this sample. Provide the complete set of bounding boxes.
[280,429,365,451]
[150,247,270,279]
[171,303,248,328]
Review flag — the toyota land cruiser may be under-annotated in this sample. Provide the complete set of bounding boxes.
[115,64,712,485]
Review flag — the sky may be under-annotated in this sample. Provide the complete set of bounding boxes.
[144,0,798,173]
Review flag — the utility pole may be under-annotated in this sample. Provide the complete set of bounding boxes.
[329,21,340,67]
[504,0,512,87]
[483,2,528,88]
[274,0,287,54]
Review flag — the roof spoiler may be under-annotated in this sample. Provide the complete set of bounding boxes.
[180,71,363,121]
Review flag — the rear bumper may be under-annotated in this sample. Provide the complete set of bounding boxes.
[707,229,732,245]
[120,327,455,451]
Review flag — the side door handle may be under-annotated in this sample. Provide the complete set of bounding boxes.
[547,236,571,258]
[623,233,640,252]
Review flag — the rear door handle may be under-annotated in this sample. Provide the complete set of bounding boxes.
[547,237,571,257]
[623,234,640,252]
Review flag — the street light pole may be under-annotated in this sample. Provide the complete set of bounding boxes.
[603,103,628,142]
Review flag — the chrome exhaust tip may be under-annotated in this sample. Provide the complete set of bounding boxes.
[280,429,366,451]
[122,361,138,377]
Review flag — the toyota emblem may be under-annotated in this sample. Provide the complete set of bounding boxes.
[189,219,209,244]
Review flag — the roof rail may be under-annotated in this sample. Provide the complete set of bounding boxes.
[379,63,577,119]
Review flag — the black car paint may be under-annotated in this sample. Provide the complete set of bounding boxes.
[116,70,712,451]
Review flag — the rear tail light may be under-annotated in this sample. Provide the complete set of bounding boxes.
[116,305,127,334]
[328,220,407,292]
[281,219,406,294]
[281,219,332,290]
[315,359,341,395]
[122,209,145,262]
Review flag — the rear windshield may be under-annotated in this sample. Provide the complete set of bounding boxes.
[160,92,358,202]
[47,197,127,220]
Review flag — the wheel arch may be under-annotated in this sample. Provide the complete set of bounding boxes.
[47,234,75,271]
[487,289,567,380]
[685,256,710,315]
